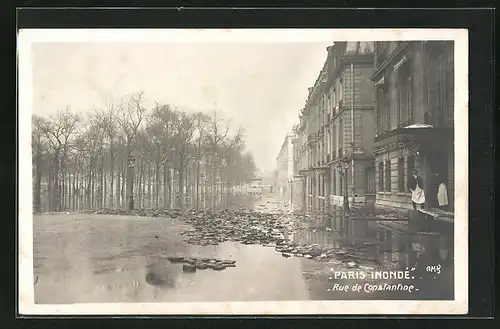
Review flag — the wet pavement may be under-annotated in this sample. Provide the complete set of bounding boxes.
[33,197,454,303]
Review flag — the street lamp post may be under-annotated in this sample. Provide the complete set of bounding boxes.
[336,157,350,213]
[128,155,136,210]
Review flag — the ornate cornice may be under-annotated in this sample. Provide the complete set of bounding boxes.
[371,41,411,81]
[373,140,421,155]
[304,54,374,115]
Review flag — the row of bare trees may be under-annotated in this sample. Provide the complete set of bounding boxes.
[32,91,257,213]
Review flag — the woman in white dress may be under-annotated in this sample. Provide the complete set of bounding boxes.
[408,169,425,210]
[437,175,449,210]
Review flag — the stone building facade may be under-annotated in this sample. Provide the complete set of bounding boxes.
[276,132,296,203]
[372,41,454,211]
[295,41,377,211]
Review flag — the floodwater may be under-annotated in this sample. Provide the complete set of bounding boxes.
[33,198,454,304]
[289,206,454,300]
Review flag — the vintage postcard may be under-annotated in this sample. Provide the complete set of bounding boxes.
[18,28,468,315]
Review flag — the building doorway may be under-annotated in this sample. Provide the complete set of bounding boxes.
[365,166,376,194]
[426,149,449,208]
[365,166,376,205]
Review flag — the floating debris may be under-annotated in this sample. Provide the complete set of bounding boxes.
[83,206,394,266]
[182,264,197,273]
[168,256,237,272]
[346,261,358,268]
[167,256,185,263]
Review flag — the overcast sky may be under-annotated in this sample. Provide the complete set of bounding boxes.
[32,42,331,173]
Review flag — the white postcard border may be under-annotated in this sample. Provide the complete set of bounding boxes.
[17,28,469,315]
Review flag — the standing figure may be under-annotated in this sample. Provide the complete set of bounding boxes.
[437,175,449,210]
[408,169,425,210]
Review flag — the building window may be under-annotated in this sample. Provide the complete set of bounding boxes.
[376,42,388,67]
[339,119,344,155]
[378,162,384,192]
[446,50,454,125]
[319,175,322,196]
[385,160,391,192]
[332,124,337,157]
[338,79,344,103]
[398,60,413,127]
[398,157,405,192]
[407,154,415,189]
[332,169,336,195]
[376,79,389,134]
[321,174,325,197]
[426,42,453,127]
[332,89,337,112]
[339,170,343,195]
[327,130,331,156]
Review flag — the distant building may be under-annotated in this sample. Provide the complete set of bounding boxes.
[276,132,296,203]
[371,41,454,210]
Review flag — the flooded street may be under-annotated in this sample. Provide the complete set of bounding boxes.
[33,197,454,303]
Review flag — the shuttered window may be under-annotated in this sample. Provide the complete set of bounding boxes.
[407,155,415,191]
[398,157,405,192]
[385,160,391,192]
[426,42,453,127]
[378,162,384,192]
[446,52,454,125]
[398,60,413,127]
[376,83,388,134]
[332,168,336,195]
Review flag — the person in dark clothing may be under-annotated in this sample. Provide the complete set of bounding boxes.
[408,169,425,210]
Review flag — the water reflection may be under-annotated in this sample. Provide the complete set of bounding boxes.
[287,205,454,300]
[33,201,453,303]
[34,214,311,303]
[145,262,181,288]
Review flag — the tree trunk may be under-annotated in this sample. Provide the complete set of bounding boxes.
[67,170,72,211]
[121,165,125,209]
[91,164,95,210]
[109,144,114,208]
[48,172,52,211]
[178,166,185,209]
[34,153,42,213]
[116,169,120,209]
[60,169,64,211]
[86,166,91,210]
[155,152,160,209]
[75,171,78,210]
[103,171,107,209]
[147,165,152,208]
[196,160,200,209]
[53,151,60,212]
[141,165,145,208]
[98,157,104,209]
[138,157,144,209]
[71,171,75,210]
[166,167,172,209]
[163,164,168,208]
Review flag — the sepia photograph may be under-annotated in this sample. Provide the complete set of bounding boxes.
[18,29,468,315]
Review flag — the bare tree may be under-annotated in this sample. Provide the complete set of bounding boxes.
[32,92,259,212]
[40,107,81,211]
[116,91,147,209]
[171,110,198,209]
[192,112,210,209]
[100,98,118,208]
[32,115,47,212]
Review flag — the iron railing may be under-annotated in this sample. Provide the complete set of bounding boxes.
[424,108,448,127]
